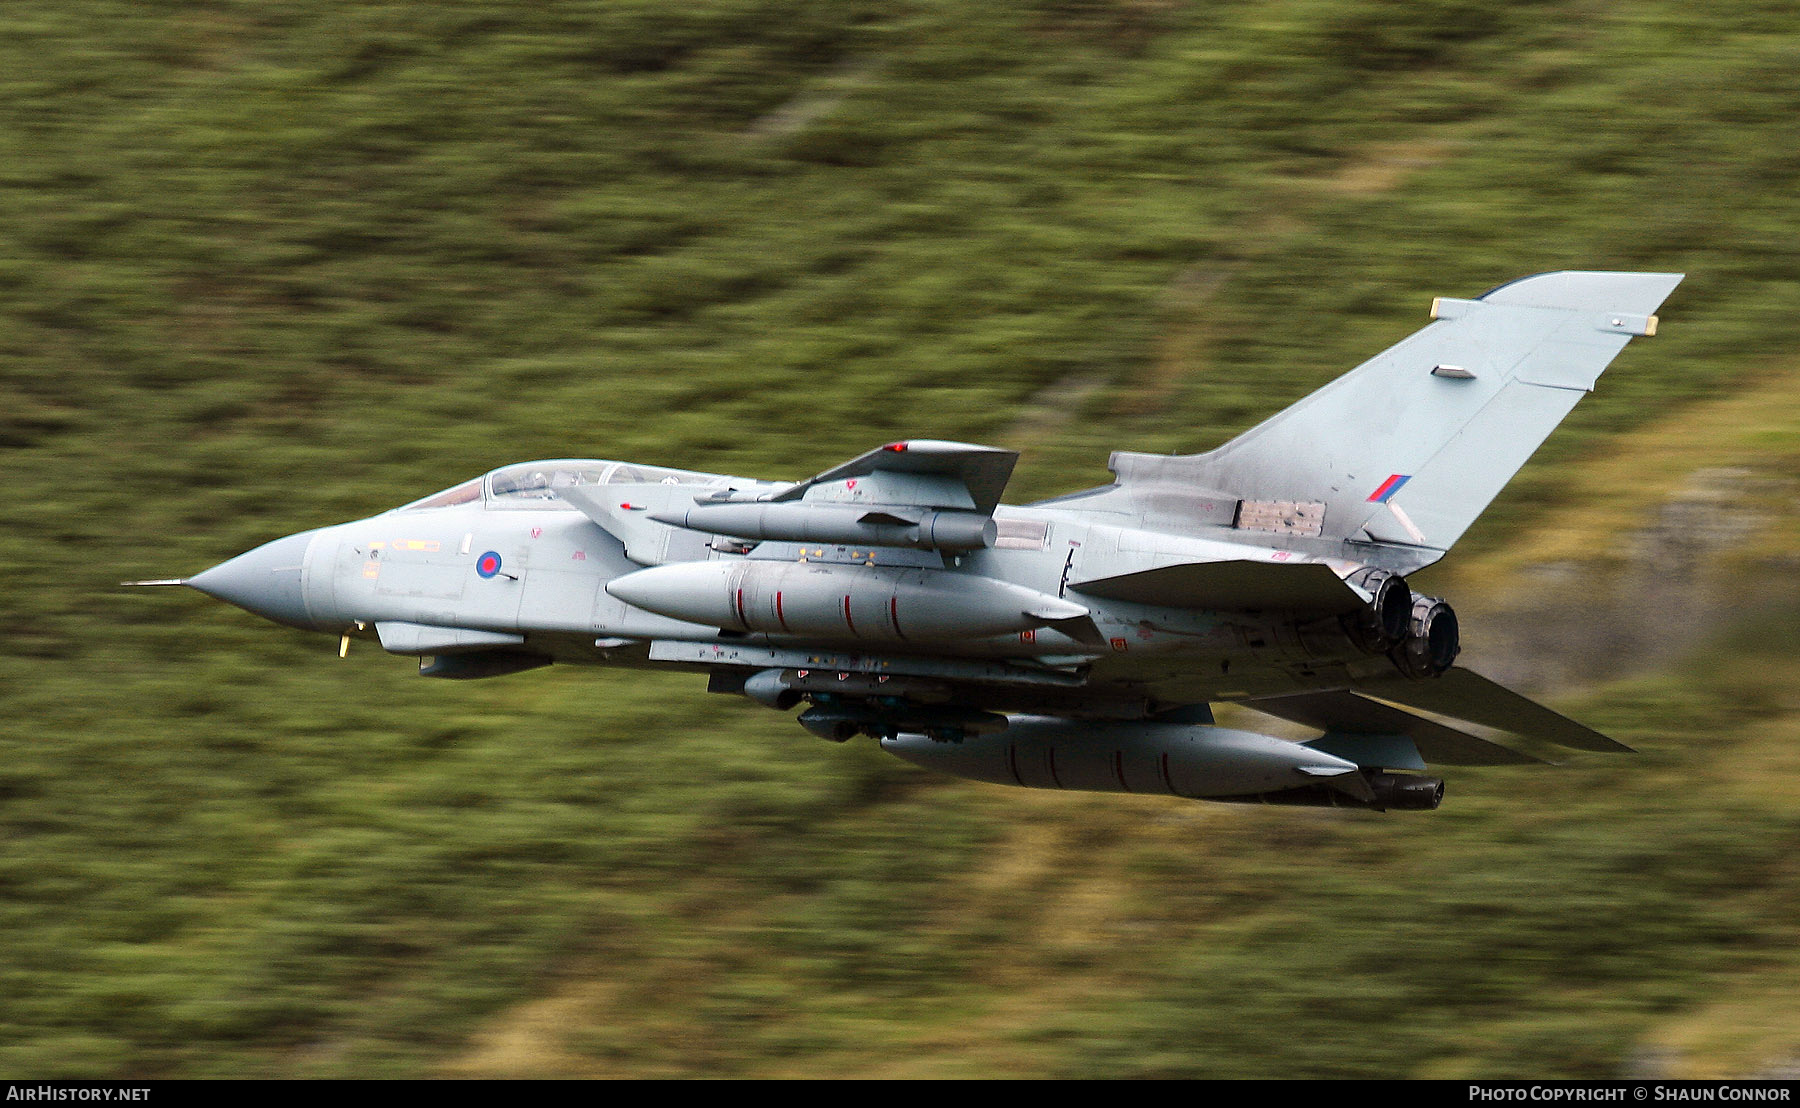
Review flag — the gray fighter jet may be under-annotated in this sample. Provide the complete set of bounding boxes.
[136,271,1682,811]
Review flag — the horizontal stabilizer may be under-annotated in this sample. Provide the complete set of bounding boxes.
[1354,667,1633,753]
[1248,690,1546,766]
[1069,559,1364,614]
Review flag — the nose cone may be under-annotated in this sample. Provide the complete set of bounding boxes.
[187,530,321,630]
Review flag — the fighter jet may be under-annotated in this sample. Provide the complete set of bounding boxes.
[135,271,1682,811]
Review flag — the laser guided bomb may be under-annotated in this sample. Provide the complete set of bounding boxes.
[135,271,1678,811]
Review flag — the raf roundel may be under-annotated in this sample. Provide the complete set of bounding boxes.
[475,551,503,579]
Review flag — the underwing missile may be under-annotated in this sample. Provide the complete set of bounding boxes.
[649,502,997,552]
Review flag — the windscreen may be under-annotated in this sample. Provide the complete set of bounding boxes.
[395,478,483,511]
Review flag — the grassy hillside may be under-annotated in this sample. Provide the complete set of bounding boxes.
[4,0,1800,1077]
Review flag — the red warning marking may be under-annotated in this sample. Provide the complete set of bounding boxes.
[734,587,748,629]
[889,596,904,639]
[1019,629,1036,644]
[1110,637,1128,652]
[775,591,790,632]
[842,595,856,635]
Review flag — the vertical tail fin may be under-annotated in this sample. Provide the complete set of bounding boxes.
[1113,271,1682,558]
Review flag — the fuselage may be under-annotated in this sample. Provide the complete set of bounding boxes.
[187,457,1415,711]
[165,269,1687,811]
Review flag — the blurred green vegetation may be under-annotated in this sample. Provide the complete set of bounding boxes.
[4,0,1800,1078]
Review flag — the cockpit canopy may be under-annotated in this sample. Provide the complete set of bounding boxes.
[396,459,726,513]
